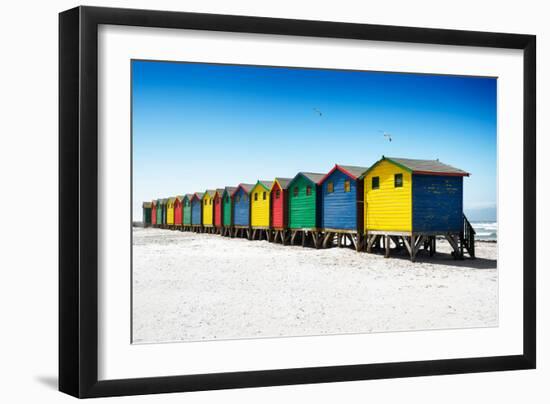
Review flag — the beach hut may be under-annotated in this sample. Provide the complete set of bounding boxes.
[202,190,216,232]
[221,186,236,236]
[163,198,169,228]
[269,178,292,243]
[142,202,152,227]
[155,199,163,227]
[166,197,176,228]
[182,194,193,230]
[250,180,273,240]
[361,156,474,260]
[319,164,369,250]
[174,195,183,229]
[287,172,325,247]
[159,199,167,228]
[213,188,224,233]
[232,183,254,238]
[151,200,157,226]
[191,193,204,231]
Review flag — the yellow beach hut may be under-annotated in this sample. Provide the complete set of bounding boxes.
[250,180,273,240]
[202,190,216,232]
[361,156,473,261]
[166,197,176,228]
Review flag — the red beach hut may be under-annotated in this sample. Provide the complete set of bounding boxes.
[174,195,183,228]
[151,200,157,226]
[213,188,224,231]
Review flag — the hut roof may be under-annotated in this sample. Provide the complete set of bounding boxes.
[271,178,292,190]
[183,193,193,201]
[204,189,216,198]
[215,188,224,195]
[167,197,176,203]
[254,180,274,191]
[175,195,184,201]
[142,202,152,208]
[319,164,369,184]
[232,183,255,196]
[223,186,237,196]
[363,157,469,177]
[192,192,204,201]
[300,172,325,184]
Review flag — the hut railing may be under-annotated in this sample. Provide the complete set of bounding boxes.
[462,214,476,258]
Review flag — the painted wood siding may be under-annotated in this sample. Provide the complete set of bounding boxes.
[233,188,250,226]
[202,194,213,226]
[151,204,157,225]
[143,208,151,224]
[365,160,412,232]
[251,185,270,228]
[156,204,162,225]
[183,199,191,225]
[166,201,175,225]
[214,195,222,227]
[191,199,202,225]
[321,170,357,230]
[412,175,463,232]
[222,194,232,226]
[174,200,182,225]
[289,175,318,229]
[271,182,285,228]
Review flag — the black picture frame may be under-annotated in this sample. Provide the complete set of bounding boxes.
[59,6,536,398]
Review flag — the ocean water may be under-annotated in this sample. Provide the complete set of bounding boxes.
[471,221,497,241]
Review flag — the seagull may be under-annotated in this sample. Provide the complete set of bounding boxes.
[313,108,323,116]
[379,130,393,142]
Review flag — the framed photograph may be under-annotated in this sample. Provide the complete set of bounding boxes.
[59,6,536,398]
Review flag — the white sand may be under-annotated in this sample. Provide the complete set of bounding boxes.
[132,227,497,343]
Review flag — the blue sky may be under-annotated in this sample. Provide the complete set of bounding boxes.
[132,60,497,221]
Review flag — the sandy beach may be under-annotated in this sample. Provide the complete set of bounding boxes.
[132,227,498,343]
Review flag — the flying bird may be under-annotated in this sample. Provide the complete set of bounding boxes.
[379,130,393,142]
[313,108,323,116]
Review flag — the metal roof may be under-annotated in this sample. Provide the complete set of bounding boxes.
[183,193,193,200]
[215,188,224,196]
[142,202,152,208]
[167,197,176,203]
[223,186,237,196]
[300,172,325,184]
[231,183,255,196]
[376,157,469,177]
[272,178,292,190]
[319,164,369,184]
[338,165,370,178]
[192,192,204,200]
[253,180,274,191]
[204,189,216,198]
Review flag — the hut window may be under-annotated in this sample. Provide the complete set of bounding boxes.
[254,193,258,201]
[327,182,334,193]
[344,180,351,192]
[372,176,380,190]
[263,192,266,200]
[243,194,247,202]
[293,187,299,197]
[394,173,403,188]
[236,195,240,203]
[225,196,229,203]
[276,189,281,199]
[306,186,312,196]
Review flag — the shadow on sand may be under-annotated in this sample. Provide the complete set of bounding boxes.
[366,248,497,270]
